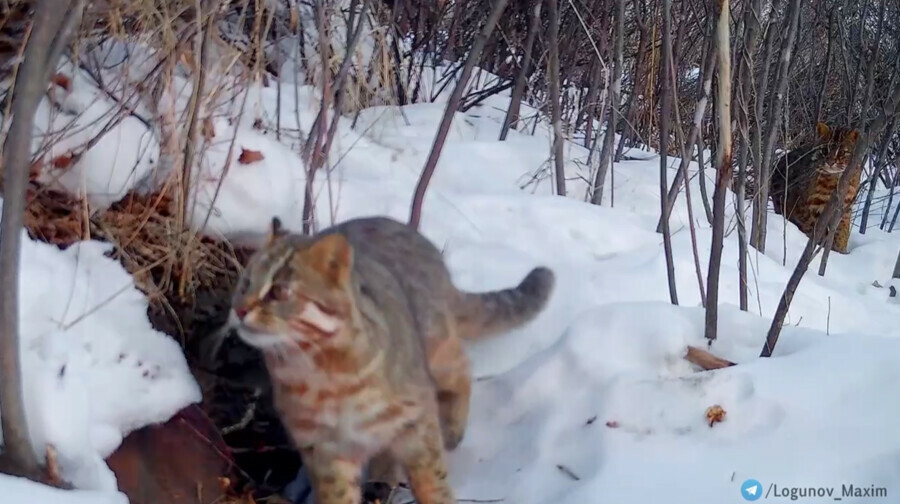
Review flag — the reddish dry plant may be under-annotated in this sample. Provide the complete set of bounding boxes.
[238,148,265,164]
[22,180,240,311]
[705,405,726,427]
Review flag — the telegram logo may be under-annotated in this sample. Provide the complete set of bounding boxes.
[741,479,763,501]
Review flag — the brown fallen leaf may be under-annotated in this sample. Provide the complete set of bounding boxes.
[50,73,71,91]
[605,420,619,428]
[705,404,726,427]
[238,148,264,164]
[51,153,74,170]
[685,345,736,370]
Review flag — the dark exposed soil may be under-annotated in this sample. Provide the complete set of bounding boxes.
[145,247,304,500]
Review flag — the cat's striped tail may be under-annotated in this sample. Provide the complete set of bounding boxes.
[453,267,555,340]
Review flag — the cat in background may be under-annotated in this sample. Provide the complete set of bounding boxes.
[770,122,862,253]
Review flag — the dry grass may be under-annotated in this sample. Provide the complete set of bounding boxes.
[23,179,245,340]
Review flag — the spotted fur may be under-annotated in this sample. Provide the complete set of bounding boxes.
[229,216,555,504]
[770,122,861,254]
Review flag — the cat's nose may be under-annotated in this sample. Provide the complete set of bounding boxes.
[234,307,248,320]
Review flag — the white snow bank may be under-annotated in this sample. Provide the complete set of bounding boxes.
[451,302,900,503]
[0,473,127,504]
[0,199,201,498]
[30,58,160,210]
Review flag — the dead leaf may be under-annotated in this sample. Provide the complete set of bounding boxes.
[705,405,726,427]
[51,153,74,170]
[685,345,736,370]
[50,73,71,91]
[605,420,619,428]
[238,148,264,164]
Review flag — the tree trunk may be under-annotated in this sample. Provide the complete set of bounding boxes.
[615,8,651,161]
[818,0,887,274]
[892,246,900,279]
[843,0,888,234]
[749,0,783,250]
[860,118,896,233]
[753,0,801,254]
[591,0,624,205]
[733,0,765,311]
[546,0,566,196]
[500,0,543,141]
[659,0,678,305]
[846,0,870,125]
[814,10,834,123]
[882,161,900,230]
[705,0,733,342]
[657,33,717,231]
[0,0,85,479]
[580,62,602,150]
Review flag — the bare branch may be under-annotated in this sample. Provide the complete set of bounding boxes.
[408,0,509,229]
[753,0,801,253]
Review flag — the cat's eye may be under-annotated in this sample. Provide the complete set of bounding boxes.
[264,284,288,302]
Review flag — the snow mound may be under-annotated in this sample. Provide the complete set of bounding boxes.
[450,302,900,503]
[0,473,127,504]
[31,59,159,210]
[0,209,200,497]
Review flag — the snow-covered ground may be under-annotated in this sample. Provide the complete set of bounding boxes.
[0,203,200,501]
[5,52,900,504]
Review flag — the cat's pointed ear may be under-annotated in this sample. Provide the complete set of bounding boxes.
[306,233,352,287]
[844,129,860,146]
[816,122,832,141]
[265,216,286,247]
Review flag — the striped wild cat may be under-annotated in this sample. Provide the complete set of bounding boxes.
[229,216,555,504]
[770,122,861,253]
